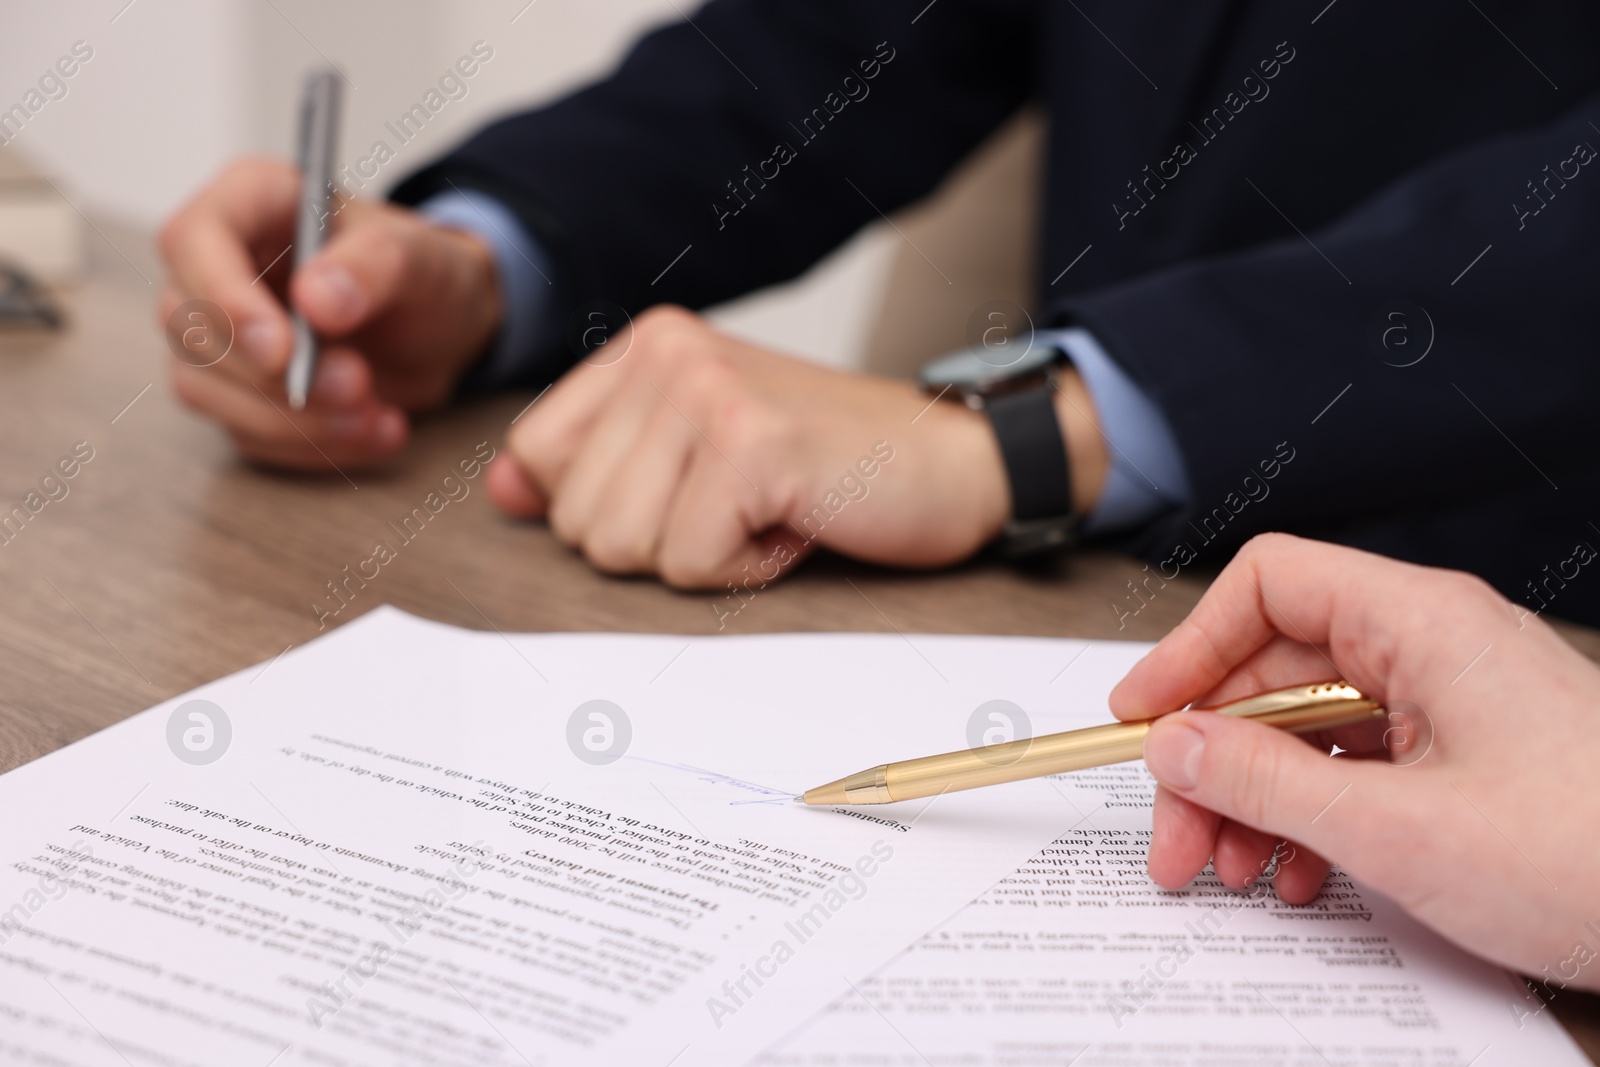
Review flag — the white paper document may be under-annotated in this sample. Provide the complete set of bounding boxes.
[0,607,1134,1066]
[0,608,1585,1066]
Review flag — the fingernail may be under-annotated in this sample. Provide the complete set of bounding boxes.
[242,319,283,369]
[326,411,368,438]
[308,262,363,319]
[375,409,405,449]
[317,358,362,403]
[1145,721,1204,790]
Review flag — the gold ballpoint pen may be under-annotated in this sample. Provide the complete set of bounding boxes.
[800,681,1384,806]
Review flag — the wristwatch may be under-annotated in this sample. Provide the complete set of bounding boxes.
[918,343,1081,557]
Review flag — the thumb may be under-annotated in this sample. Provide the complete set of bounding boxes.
[290,209,413,336]
[1142,711,1397,862]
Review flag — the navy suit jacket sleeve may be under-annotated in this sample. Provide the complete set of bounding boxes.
[1055,87,1600,573]
[393,0,1033,333]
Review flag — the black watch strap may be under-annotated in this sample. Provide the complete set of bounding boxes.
[985,385,1079,555]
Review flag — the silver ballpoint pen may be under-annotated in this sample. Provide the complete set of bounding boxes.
[285,67,342,410]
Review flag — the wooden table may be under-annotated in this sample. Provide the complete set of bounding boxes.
[3,232,1597,1058]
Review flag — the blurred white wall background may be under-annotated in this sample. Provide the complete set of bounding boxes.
[0,0,902,369]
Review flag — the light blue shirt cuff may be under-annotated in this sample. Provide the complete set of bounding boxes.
[418,189,557,389]
[1037,328,1191,536]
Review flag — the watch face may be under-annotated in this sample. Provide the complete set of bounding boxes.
[918,343,1062,394]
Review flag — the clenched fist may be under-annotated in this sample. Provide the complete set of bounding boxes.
[486,306,1108,589]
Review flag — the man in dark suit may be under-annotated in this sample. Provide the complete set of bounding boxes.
[158,1,1600,624]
